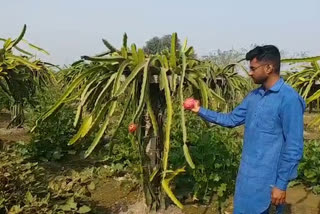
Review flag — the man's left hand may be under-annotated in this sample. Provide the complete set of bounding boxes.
[271,187,286,205]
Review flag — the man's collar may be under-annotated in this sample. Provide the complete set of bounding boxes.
[258,78,284,95]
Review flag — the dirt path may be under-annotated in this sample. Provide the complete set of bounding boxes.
[0,112,30,143]
[91,178,141,213]
[109,184,320,214]
[304,113,320,140]
[284,185,320,214]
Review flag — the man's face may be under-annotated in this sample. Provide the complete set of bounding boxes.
[248,58,271,84]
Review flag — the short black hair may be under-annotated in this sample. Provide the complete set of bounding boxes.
[245,45,281,73]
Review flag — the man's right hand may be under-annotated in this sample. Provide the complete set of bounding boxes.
[183,98,201,113]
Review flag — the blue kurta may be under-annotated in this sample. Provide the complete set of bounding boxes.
[198,78,305,214]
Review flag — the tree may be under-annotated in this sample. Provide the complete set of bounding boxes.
[202,49,245,67]
[205,62,252,111]
[0,25,53,127]
[143,34,181,55]
[32,33,248,211]
[282,56,320,112]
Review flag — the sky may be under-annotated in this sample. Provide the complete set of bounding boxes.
[0,0,319,66]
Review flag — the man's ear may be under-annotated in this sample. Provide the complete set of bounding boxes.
[266,64,274,74]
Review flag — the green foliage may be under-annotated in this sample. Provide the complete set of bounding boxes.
[48,168,95,200]
[0,89,11,110]
[94,111,140,176]
[0,142,46,212]
[28,105,77,161]
[298,140,320,194]
[282,56,320,120]
[191,127,241,202]
[205,62,253,111]
[0,143,124,213]
[26,85,88,161]
[0,24,53,127]
[25,86,78,160]
[283,56,320,102]
[170,111,242,206]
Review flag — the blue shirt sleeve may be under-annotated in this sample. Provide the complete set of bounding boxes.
[197,94,249,128]
[275,94,306,190]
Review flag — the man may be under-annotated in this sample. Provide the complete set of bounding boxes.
[184,45,305,214]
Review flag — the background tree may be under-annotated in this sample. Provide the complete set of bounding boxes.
[143,34,181,55]
[202,49,245,67]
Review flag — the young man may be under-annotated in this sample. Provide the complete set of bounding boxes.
[184,45,305,214]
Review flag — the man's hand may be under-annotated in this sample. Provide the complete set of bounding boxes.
[271,187,286,206]
[183,98,200,113]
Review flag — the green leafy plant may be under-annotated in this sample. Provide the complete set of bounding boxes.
[29,104,77,161]
[282,56,320,112]
[298,140,320,194]
[0,24,53,127]
[0,143,95,214]
[0,143,46,213]
[170,111,242,211]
